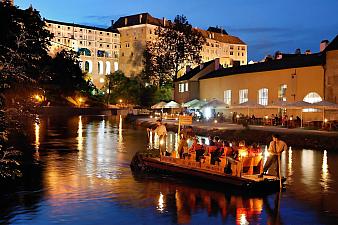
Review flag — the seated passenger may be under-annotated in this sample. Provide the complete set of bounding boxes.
[208,136,215,146]
[225,146,239,174]
[237,140,248,158]
[189,137,204,161]
[248,143,262,156]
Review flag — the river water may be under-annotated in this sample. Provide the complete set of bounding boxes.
[1,116,337,225]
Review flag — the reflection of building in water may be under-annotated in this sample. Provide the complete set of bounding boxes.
[77,116,83,154]
[301,150,315,188]
[321,150,330,192]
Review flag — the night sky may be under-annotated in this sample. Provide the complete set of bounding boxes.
[17,0,338,61]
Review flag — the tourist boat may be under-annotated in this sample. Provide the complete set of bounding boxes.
[131,151,286,191]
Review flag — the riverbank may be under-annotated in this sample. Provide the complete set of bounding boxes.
[133,117,338,151]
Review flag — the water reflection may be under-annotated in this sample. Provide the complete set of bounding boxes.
[321,150,330,192]
[34,120,40,151]
[3,116,338,225]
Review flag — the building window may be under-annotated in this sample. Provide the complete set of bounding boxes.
[242,53,244,56]
[239,89,248,104]
[107,33,109,36]
[58,25,60,28]
[107,45,110,48]
[230,52,233,55]
[185,83,189,92]
[303,92,322,103]
[224,90,232,105]
[242,46,245,50]
[237,53,240,56]
[57,39,61,42]
[100,32,102,34]
[88,30,91,33]
[68,27,70,30]
[258,88,269,105]
[278,84,287,101]
[88,42,91,45]
[80,29,82,31]
[100,44,102,47]
[230,45,234,50]
[179,83,188,93]
[79,41,83,44]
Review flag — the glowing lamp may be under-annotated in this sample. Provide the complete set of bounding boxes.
[236,115,240,118]
[265,115,268,119]
[119,99,123,103]
[160,139,164,145]
[324,118,328,123]
[214,120,218,123]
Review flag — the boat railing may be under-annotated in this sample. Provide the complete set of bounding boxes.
[160,153,263,178]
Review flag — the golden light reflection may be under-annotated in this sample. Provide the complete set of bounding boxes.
[35,121,40,151]
[287,147,293,185]
[157,192,164,212]
[118,115,124,151]
[239,213,249,225]
[321,150,330,192]
[77,116,83,160]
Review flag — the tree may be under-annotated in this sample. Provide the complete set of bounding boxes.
[105,71,141,105]
[142,15,206,86]
[44,49,94,98]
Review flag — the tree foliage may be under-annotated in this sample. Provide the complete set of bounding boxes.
[105,71,141,105]
[142,15,206,86]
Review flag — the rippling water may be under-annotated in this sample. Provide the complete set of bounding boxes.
[1,116,338,225]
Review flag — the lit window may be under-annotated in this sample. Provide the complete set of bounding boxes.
[224,90,232,105]
[239,89,248,104]
[278,84,287,101]
[258,88,268,105]
[303,92,322,103]
[185,83,189,92]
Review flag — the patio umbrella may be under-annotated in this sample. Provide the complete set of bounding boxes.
[311,100,338,125]
[287,101,314,128]
[231,100,265,116]
[202,99,229,110]
[182,99,200,108]
[189,100,208,110]
[267,100,292,109]
[164,101,181,109]
[151,101,167,109]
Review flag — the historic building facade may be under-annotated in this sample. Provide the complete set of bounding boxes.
[45,19,120,88]
[112,13,247,77]
[175,36,338,121]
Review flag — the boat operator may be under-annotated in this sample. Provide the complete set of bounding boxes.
[259,134,287,178]
[154,119,167,156]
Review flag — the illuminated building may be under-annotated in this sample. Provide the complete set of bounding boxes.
[112,13,247,77]
[176,35,338,121]
[45,19,120,88]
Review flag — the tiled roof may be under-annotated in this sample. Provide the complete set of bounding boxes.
[196,28,246,45]
[175,60,215,82]
[200,53,324,80]
[45,19,119,33]
[113,13,167,28]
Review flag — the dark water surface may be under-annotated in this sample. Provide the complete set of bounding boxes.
[1,116,338,225]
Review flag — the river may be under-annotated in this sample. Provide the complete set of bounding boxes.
[1,116,337,225]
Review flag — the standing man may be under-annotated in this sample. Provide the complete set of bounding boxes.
[259,134,287,178]
[154,119,167,156]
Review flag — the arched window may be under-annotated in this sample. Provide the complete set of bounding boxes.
[303,92,322,103]
[105,61,111,75]
[84,60,93,73]
[98,61,104,75]
[114,62,119,72]
[78,48,91,56]
[258,88,268,105]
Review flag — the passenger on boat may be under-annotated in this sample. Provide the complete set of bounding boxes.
[237,140,249,158]
[154,119,167,156]
[225,145,239,174]
[177,133,188,159]
[259,134,287,178]
[188,137,204,161]
[208,136,215,146]
[248,143,262,156]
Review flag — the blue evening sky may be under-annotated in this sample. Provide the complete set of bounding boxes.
[16,0,338,61]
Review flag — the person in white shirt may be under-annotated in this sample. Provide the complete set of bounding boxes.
[154,119,167,156]
[259,134,287,178]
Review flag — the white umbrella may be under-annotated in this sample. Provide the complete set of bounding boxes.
[231,100,265,116]
[164,100,181,109]
[151,101,167,109]
[311,100,338,125]
[287,101,315,128]
[267,100,292,109]
[189,100,208,109]
[182,99,200,108]
[202,99,229,110]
